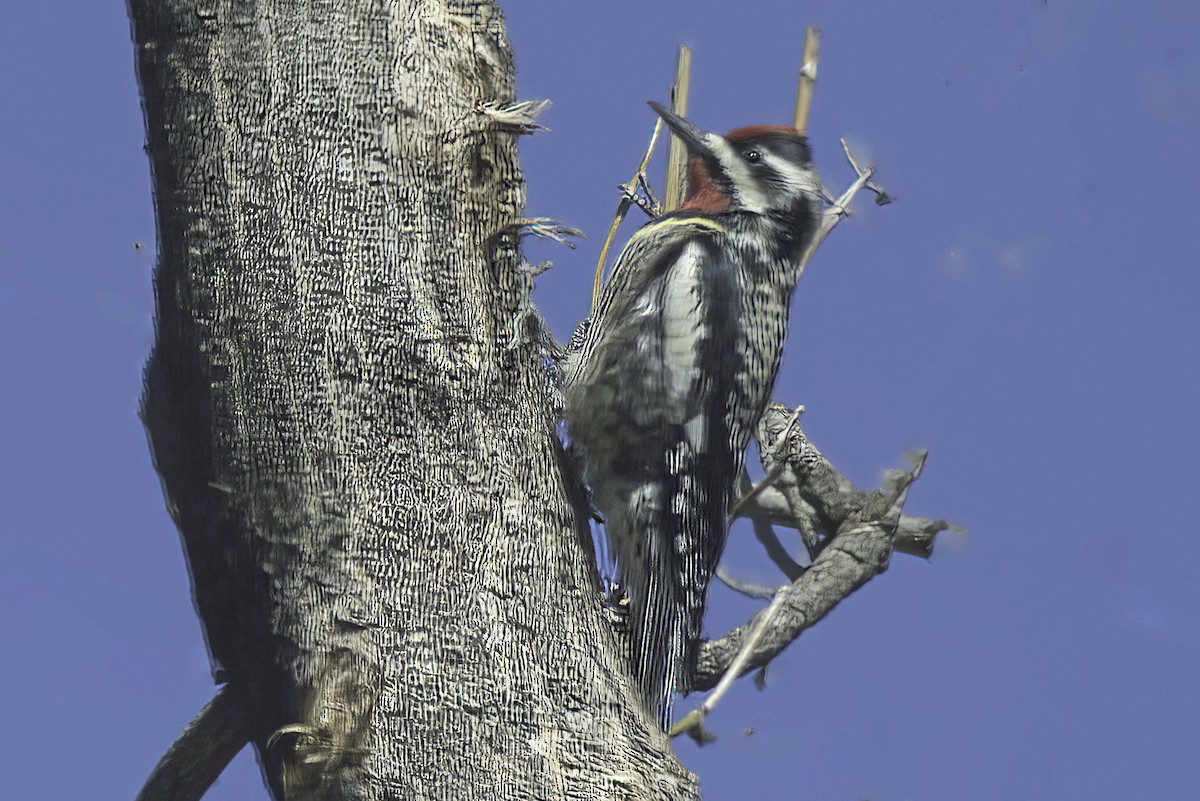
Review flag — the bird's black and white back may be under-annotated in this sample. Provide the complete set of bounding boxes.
[561,105,823,729]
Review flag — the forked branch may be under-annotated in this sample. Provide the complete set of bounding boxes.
[674,404,958,740]
[691,404,957,698]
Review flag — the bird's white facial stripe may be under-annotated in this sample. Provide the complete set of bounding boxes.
[762,152,822,200]
[709,136,768,214]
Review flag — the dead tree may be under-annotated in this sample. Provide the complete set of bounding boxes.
[129,2,950,799]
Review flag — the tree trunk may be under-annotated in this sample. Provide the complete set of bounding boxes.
[130,1,694,798]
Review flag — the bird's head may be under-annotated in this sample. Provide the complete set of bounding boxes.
[648,101,821,224]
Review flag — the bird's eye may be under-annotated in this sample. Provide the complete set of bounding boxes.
[744,149,762,163]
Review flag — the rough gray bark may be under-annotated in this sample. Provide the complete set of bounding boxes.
[130,1,693,799]
[128,0,953,796]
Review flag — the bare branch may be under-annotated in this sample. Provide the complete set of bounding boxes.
[591,119,664,309]
[793,27,821,134]
[751,516,806,580]
[734,482,950,563]
[753,402,959,557]
[691,403,953,691]
[841,138,893,205]
[672,590,790,740]
[136,685,249,801]
[896,515,963,558]
[729,404,803,520]
[735,478,822,560]
[663,45,693,212]
[514,217,585,248]
[715,564,780,600]
[592,43,696,309]
[737,480,954,560]
[796,141,883,279]
[692,520,896,694]
[478,99,551,133]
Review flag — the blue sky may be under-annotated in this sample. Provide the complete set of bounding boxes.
[2,1,1198,799]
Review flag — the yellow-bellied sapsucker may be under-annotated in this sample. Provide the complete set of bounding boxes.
[561,102,824,729]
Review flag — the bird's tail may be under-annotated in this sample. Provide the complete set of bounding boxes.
[621,445,725,730]
[629,527,688,730]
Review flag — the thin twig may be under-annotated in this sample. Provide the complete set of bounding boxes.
[663,45,693,212]
[794,139,881,280]
[671,590,789,739]
[842,139,893,205]
[729,404,803,520]
[751,517,806,579]
[793,27,821,134]
[515,217,584,248]
[715,564,780,600]
[590,119,664,310]
[478,98,551,133]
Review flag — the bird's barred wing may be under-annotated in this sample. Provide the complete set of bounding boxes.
[589,215,729,333]
[566,216,731,432]
[564,215,742,728]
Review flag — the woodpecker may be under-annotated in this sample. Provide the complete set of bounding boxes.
[561,102,825,729]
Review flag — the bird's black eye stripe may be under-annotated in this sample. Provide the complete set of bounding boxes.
[744,149,762,163]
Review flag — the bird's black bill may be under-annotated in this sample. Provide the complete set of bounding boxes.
[647,100,720,164]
